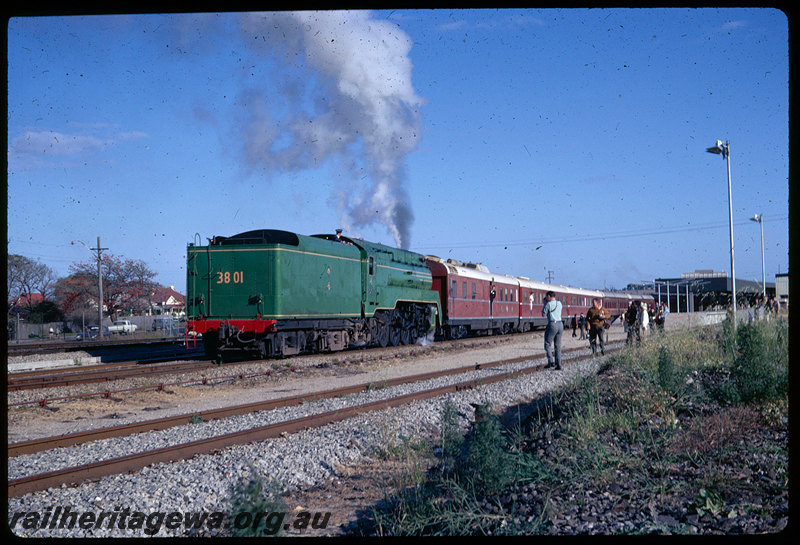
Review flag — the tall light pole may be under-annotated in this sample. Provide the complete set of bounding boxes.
[706,139,737,329]
[750,213,766,299]
[72,236,107,338]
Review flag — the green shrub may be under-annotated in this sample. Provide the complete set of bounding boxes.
[227,468,287,537]
[729,320,788,403]
[443,404,541,496]
[657,345,680,394]
[462,407,517,495]
[440,399,464,465]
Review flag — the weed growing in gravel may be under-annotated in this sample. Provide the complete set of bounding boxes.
[370,412,432,460]
[440,399,464,469]
[370,401,548,535]
[227,468,287,537]
[729,319,788,403]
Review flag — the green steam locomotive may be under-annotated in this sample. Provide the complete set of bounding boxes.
[186,229,440,362]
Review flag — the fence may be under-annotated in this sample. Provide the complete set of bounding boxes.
[7,314,184,342]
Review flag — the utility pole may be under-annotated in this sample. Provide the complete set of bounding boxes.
[94,237,106,338]
[72,236,108,338]
[546,270,554,284]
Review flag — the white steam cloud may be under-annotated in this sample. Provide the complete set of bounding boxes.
[238,11,423,248]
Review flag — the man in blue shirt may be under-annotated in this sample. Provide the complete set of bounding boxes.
[542,291,563,370]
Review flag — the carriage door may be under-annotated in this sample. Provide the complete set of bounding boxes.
[450,279,457,316]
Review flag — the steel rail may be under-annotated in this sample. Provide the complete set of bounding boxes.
[7,360,213,392]
[8,345,617,498]
[7,337,192,356]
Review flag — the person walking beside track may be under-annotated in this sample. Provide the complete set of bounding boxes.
[586,298,610,356]
[542,291,563,370]
[655,302,669,333]
[638,302,650,342]
[625,301,639,345]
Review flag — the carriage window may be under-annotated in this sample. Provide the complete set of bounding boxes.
[472,283,476,300]
[451,280,457,297]
[462,282,467,299]
[369,257,374,275]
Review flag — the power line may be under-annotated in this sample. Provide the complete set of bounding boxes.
[414,215,789,252]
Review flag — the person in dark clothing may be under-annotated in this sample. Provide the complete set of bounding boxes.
[585,298,609,355]
[625,301,638,345]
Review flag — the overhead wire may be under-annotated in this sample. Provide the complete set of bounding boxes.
[414,215,789,252]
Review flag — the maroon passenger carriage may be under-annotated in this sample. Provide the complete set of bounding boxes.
[426,257,519,338]
[426,256,631,339]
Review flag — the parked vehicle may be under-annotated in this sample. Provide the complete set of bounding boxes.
[108,320,138,335]
[73,326,110,340]
[152,317,179,332]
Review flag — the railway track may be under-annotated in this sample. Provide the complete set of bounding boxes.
[8,343,620,498]
[7,334,542,405]
[7,359,214,393]
[7,337,195,357]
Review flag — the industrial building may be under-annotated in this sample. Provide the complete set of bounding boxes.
[627,269,783,313]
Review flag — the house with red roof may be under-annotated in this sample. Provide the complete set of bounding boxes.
[150,285,185,316]
[8,292,44,308]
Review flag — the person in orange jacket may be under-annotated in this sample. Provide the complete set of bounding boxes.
[585,298,609,356]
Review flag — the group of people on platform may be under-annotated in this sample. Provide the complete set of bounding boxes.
[541,294,671,371]
[741,295,782,324]
[622,300,669,346]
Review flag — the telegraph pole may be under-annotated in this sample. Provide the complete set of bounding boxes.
[94,237,107,338]
[72,236,108,338]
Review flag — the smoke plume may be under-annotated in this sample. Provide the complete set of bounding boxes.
[238,11,423,248]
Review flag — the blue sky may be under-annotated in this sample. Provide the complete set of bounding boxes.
[7,9,789,293]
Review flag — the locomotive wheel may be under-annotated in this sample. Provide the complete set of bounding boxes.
[400,324,411,345]
[376,321,389,347]
[385,310,401,346]
[389,323,401,346]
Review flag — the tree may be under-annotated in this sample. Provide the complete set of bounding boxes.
[54,273,100,323]
[27,301,65,324]
[67,253,159,321]
[7,254,59,314]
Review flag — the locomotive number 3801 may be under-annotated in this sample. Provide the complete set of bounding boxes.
[216,271,245,284]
